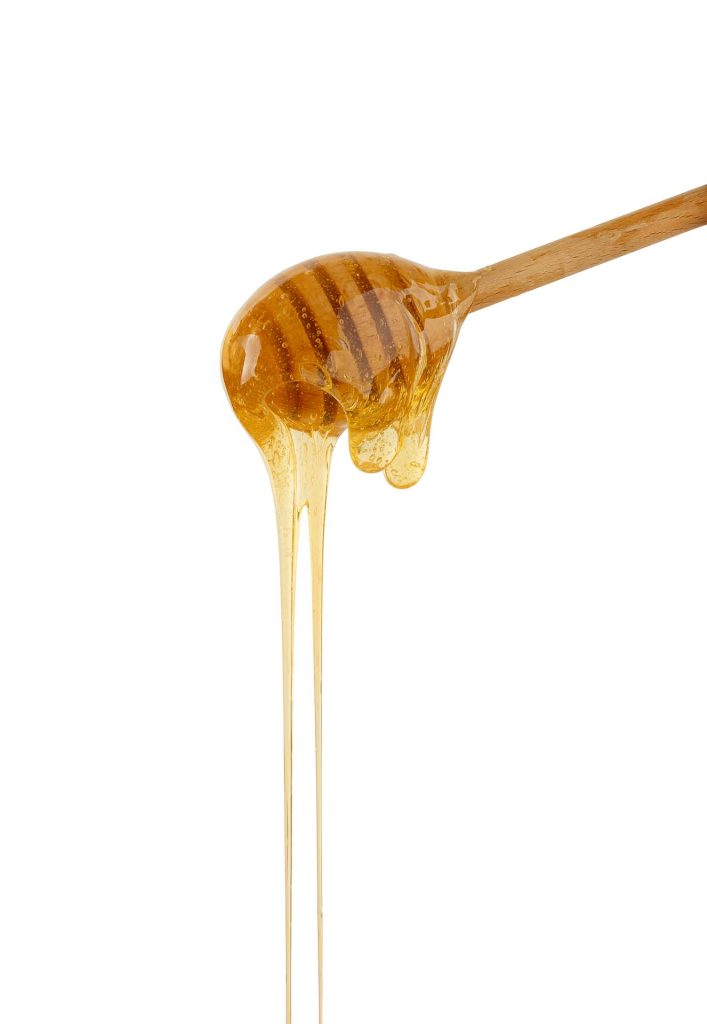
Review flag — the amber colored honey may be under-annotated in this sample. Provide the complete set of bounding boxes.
[222,252,476,1024]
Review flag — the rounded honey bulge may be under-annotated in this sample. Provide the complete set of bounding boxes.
[221,252,478,488]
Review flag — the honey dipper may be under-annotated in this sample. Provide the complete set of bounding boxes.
[221,185,706,1024]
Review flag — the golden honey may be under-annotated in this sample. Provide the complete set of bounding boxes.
[222,252,476,1024]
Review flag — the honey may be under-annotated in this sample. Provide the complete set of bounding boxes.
[222,252,477,1024]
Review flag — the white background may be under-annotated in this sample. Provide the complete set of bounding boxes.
[1,2,705,1022]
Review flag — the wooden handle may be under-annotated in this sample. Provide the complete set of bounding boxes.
[470,185,707,312]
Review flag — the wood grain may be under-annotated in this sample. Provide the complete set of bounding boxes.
[469,185,707,312]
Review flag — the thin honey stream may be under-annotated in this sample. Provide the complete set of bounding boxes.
[222,251,476,1024]
[270,430,333,1024]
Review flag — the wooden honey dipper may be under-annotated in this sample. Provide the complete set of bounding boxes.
[221,184,706,1024]
[223,185,706,489]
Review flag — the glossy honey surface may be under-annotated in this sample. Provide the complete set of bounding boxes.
[222,252,477,487]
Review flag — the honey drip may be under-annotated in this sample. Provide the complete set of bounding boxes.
[270,429,333,1024]
[222,252,476,1024]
